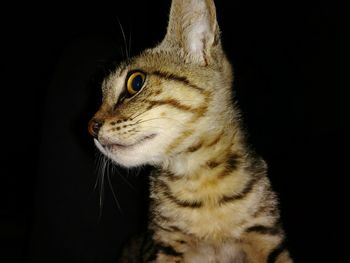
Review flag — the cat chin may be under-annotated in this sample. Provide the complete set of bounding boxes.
[93,138,163,168]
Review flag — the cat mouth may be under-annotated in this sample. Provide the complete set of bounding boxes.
[100,133,157,151]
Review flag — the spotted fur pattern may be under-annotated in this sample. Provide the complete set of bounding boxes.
[90,0,293,262]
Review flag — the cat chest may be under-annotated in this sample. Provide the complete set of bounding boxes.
[153,198,247,241]
[152,176,252,240]
[152,204,246,263]
[183,207,245,240]
[183,241,245,263]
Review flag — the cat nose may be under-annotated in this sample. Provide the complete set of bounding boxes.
[88,118,103,138]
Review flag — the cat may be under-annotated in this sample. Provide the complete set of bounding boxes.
[88,0,294,262]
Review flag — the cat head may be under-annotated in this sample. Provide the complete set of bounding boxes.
[89,0,235,168]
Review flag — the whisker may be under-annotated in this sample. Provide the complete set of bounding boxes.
[128,29,132,57]
[116,18,129,60]
[115,168,137,191]
[134,126,168,132]
[98,155,108,219]
[119,46,125,60]
[134,117,186,127]
[133,166,142,177]
[129,109,150,120]
[94,152,105,190]
[106,160,122,212]
[94,152,101,191]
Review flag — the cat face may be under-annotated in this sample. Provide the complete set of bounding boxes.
[89,0,234,168]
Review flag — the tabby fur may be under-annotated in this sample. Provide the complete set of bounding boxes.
[89,0,293,262]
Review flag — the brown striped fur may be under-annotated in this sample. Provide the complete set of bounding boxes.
[90,0,293,262]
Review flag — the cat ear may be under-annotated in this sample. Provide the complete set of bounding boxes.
[161,0,220,65]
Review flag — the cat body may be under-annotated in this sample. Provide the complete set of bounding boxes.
[89,0,293,262]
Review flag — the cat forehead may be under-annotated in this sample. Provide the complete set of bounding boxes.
[130,49,184,70]
[105,50,185,82]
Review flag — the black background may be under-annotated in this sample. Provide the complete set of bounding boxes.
[1,0,348,262]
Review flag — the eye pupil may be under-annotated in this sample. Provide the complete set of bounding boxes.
[132,75,143,91]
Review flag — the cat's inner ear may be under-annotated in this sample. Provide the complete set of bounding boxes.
[161,0,220,65]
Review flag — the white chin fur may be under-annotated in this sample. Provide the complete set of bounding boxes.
[93,138,163,168]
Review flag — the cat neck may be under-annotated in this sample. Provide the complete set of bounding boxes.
[161,122,246,178]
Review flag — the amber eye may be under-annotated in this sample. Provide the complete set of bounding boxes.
[126,71,146,96]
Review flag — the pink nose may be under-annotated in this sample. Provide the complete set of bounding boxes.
[88,119,103,138]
